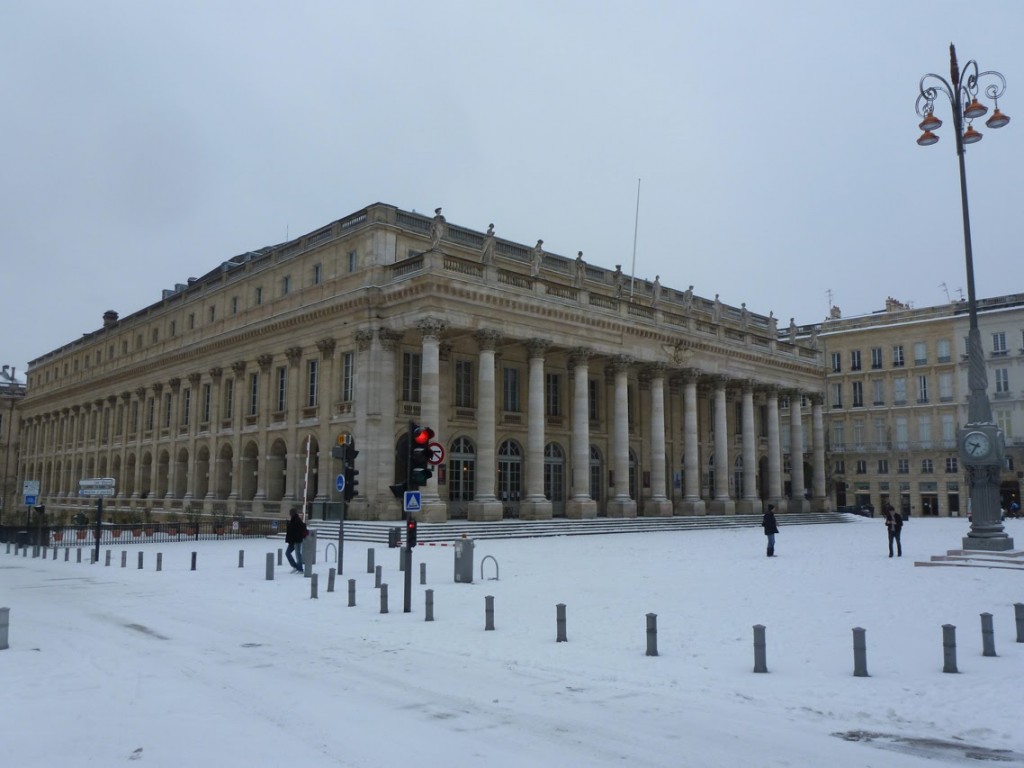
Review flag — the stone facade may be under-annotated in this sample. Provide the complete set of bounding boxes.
[817,294,1024,517]
[0,365,25,524]
[17,203,825,523]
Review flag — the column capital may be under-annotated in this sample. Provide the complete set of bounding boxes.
[105,395,117,406]
[677,367,703,385]
[762,383,780,398]
[285,346,304,365]
[355,329,375,352]
[316,337,336,357]
[120,390,133,402]
[256,354,273,372]
[134,386,147,399]
[609,354,633,374]
[475,329,504,352]
[378,328,404,351]
[524,338,551,358]
[230,360,246,376]
[808,392,824,406]
[152,382,164,394]
[188,372,202,386]
[168,377,181,393]
[208,366,223,381]
[645,362,670,380]
[417,317,448,341]
[568,347,593,368]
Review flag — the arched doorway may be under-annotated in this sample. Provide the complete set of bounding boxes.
[497,440,522,518]
[447,436,476,520]
[544,442,566,516]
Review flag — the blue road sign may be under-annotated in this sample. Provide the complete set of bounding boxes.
[336,474,346,493]
[25,495,37,505]
[403,491,422,513]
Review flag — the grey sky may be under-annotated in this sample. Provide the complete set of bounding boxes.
[2,1,1022,375]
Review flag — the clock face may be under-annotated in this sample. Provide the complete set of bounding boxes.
[963,431,992,459]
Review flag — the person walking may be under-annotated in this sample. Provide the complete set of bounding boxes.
[285,507,308,573]
[883,503,903,558]
[762,504,779,557]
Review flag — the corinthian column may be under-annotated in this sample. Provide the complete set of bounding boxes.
[709,377,735,515]
[789,390,806,513]
[417,318,448,522]
[736,380,760,514]
[680,369,705,515]
[469,330,503,521]
[566,348,597,519]
[644,364,672,516]
[766,386,784,512]
[520,338,554,520]
[607,356,637,517]
[810,393,827,511]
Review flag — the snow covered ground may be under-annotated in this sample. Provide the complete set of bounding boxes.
[2,515,1023,767]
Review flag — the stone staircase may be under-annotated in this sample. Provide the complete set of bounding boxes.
[915,549,1024,571]
[303,511,852,545]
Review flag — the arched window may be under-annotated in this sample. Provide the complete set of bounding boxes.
[543,442,565,505]
[589,445,604,503]
[497,440,522,502]
[448,436,476,502]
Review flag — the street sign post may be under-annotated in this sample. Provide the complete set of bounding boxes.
[78,478,115,562]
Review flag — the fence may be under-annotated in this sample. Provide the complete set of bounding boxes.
[0,519,279,548]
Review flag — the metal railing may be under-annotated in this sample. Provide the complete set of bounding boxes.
[0,520,279,548]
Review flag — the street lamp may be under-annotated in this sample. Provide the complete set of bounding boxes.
[916,44,1014,551]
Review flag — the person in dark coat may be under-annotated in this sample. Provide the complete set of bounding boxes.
[285,507,308,573]
[762,504,779,557]
[883,503,903,557]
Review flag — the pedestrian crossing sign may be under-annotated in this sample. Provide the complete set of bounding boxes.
[403,491,422,513]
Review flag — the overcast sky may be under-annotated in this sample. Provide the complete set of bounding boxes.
[3,1,1023,375]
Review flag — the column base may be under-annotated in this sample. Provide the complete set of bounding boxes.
[468,500,504,522]
[420,499,449,523]
[519,498,553,520]
[566,498,598,519]
[810,497,829,512]
[643,498,673,517]
[769,497,788,514]
[962,534,1016,552]
[788,498,807,514]
[708,499,736,515]
[606,498,637,518]
[678,499,706,516]
[735,499,762,515]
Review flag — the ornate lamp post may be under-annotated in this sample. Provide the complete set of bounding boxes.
[916,44,1014,551]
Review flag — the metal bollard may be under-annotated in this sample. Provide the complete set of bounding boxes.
[265,552,274,580]
[137,552,144,570]
[238,550,245,568]
[852,627,868,677]
[485,595,495,631]
[0,606,9,650]
[942,624,958,673]
[191,552,197,571]
[310,573,319,600]
[64,548,69,562]
[348,578,356,607]
[375,564,382,588]
[367,548,375,574]
[380,583,389,614]
[303,561,312,578]
[76,548,82,563]
[753,624,768,673]
[52,548,58,560]
[420,562,426,585]
[1015,603,1024,643]
[156,553,163,572]
[327,568,336,593]
[277,548,283,567]
[556,603,568,643]
[121,551,127,568]
[645,613,658,657]
[981,612,997,657]
[105,550,112,567]
[425,589,434,622]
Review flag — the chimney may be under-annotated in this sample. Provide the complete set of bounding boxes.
[103,310,119,328]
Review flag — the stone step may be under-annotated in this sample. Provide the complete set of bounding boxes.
[915,549,1024,571]
[300,511,851,544]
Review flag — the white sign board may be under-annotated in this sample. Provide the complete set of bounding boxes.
[79,477,116,497]
[23,480,40,496]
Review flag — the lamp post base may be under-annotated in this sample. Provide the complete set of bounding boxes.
[962,534,1016,552]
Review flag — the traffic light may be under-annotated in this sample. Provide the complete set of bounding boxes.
[343,443,359,502]
[406,517,418,548]
[409,423,435,488]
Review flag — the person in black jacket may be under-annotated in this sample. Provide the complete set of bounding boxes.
[285,507,308,573]
[762,504,779,557]
[884,503,903,557]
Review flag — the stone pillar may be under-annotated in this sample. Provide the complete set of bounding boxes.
[644,364,672,516]
[810,393,827,511]
[736,381,760,514]
[205,367,223,500]
[228,361,246,501]
[148,384,163,500]
[131,390,146,499]
[709,377,734,515]
[789,391,806,513]
[766,386,785,513]
[183,372,201,499]
[252,354,273,507]
[164,377,181,500]
[469,330,503,521]
[417,318,448,522]
[376,330,402,519]
[607,356,637,517]
[520,338,553,520]
[314,338,336,508]
[680,369,705,515]
[284,346,303,503]
[566,348,597,519]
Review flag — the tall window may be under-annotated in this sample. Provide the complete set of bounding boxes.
[872,379,884,406]
[856,460,867,475]
[892,345,905,367]
[831,351,842,373]
[942,414,955,444]
[995,408,1012,437]
[255,286,263,305]
[497,440,523,502]
[850,349,861,371]
[282,275,291,296]
[939,373,953,401]
[181,388,191,426]
[893,378,907,405]
[992,331,1007,355]
[852,381,864,408]
[874,418,886,446]
[231,297,239,315]
[918,415,932,447]
[163,393,172,428]
[313,263,322,285]
[937,339,951,362]
[895,416,909,449]
[917,375,929,403]
[202,383,212,423]
[402,352,421,402]
[454,360,473,408]
[347,250,357,273]
[871,347,883,369]
[853,419,865,447]
[224,380,234,420]
[995,368,1009,393]
[945,457,958,473]
[543,443,565,502]
[588,379,600,421]
[275,366,287,412]
[341,352,354,401]
[306,359,319,408]
[503,367,521,412]
[546,373,562,417]
[831,382,842,408]
[877,459,889,474]
[248,373,259,416]
[832,422,845,449]
[447,437,475,501]
[897,458,910,474]
[914,341,927,365]
[921,459,934,474]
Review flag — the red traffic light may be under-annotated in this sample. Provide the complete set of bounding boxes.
[412,425,434,446]
[406,518,418,547]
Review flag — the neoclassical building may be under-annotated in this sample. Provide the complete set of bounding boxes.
[17,203,826,522]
